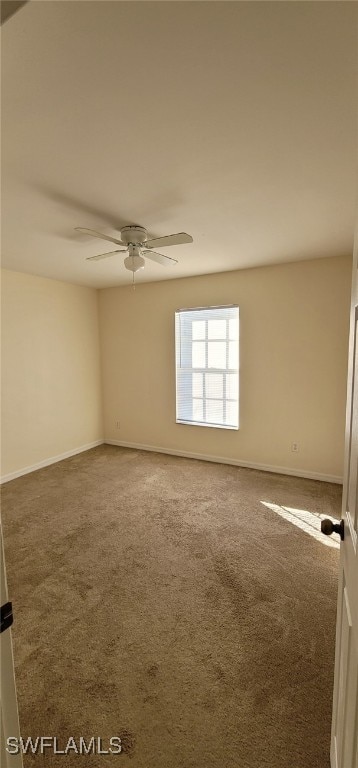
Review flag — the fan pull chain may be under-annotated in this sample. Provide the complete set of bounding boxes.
[132,271,135,291]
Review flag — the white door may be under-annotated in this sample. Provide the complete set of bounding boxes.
[0,524,23,768]
[327,236,358,767]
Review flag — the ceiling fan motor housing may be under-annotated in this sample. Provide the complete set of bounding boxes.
[120,225,147,246]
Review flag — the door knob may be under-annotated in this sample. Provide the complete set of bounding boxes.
[321,518,344,541]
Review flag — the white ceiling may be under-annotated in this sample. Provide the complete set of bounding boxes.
[2,1,357,288]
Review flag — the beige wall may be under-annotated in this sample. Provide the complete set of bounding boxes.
[1,270,103,478]
[99,255,352,480]
[1,256,351,482]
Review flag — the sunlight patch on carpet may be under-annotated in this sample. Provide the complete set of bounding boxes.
[261,501,340,549]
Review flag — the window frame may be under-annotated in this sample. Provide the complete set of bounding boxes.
[175,304,239,430]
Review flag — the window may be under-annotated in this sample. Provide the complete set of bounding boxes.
[175,305,239,429]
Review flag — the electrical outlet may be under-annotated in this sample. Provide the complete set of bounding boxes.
[291,442,299,453]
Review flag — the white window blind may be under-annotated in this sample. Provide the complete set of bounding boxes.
[175,305,239,429]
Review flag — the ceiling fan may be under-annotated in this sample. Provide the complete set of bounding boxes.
[75,225,193,273]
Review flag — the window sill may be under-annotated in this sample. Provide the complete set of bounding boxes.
[176,420,239,431]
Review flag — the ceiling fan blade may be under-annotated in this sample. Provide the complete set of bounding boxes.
[144,232,193,249]
[143,250,178,266]
[75,227,125,246]
[85,250,126,262]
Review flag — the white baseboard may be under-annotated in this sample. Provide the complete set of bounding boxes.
[0,438,343,485]
[0,440,104,484]
[105,439,343,484]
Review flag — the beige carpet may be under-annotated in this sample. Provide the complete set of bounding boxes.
[1,445,341,767]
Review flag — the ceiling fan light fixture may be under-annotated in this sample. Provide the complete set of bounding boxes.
[124,254,145,273]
